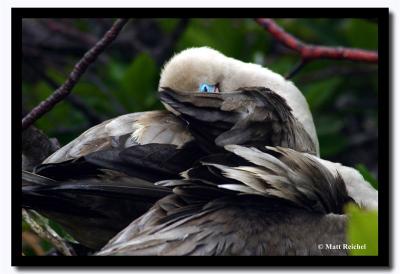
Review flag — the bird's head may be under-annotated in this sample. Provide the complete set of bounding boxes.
[159,47,228,93]
[159,46,296,94]
[158,47,319,155]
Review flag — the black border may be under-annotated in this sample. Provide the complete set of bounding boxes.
[12,8,390,267]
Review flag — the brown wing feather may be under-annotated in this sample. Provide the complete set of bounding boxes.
[43,111,193,164]
[159,87,317,155]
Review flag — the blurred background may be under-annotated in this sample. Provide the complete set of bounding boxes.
[21,18,379,255]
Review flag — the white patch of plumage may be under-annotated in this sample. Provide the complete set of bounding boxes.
[159,47,319,155]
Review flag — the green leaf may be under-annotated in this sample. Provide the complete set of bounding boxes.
[346,204,378,256]
[315,114,345,136]
[48,220,78,243]
[343,19,378,50]
[267,56,297,76]
[108,61,127,83]
[303,77,342,111]
[118,53,159,111]
[157,18,180,33]
[318,133,348,158]
[356,164,378,190]
[177,19,246,59]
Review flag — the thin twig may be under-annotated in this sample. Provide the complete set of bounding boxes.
[25,59,104,125]
[22,209,76,256]
[22,18,129,130]
[255,18,378,63]
[285,59,309,79]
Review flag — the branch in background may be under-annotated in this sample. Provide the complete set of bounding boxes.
[25,60,105,126]
[21,126,75,255]
[22,209,76,256]
[255,18,378,62]
[255,18,378,79]
[284,59,309,79]
[22,18,129,130]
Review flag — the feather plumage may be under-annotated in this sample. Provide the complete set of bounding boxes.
[97,146,354,256]
[22,143,205,249]
[43,111,193,164]
[22,47,377,256]
[159,87,317,155]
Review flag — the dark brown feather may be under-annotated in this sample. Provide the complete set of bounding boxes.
[159,87,317,155]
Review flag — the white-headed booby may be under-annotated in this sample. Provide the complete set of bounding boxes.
[22,47,377,254]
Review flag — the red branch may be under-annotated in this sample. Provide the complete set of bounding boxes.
[255,18,378,63]
[22,18,129,130]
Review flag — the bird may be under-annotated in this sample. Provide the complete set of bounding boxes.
[22,47,377,254]
[42,46,319,164]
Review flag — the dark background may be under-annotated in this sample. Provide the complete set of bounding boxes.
[21,18,379,255]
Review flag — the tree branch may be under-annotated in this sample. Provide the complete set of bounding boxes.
[255,18,378,63]
[25,59,105,125]
[22,209,76,256]
[22,18,129,130]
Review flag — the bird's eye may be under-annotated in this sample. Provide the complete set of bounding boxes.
[199,83,216,93]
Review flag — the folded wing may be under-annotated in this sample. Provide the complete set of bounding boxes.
[43,110,193,164]
[22,142,204,249]
[159,87,317,155]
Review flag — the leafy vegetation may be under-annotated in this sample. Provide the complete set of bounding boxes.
[346,204,378,256]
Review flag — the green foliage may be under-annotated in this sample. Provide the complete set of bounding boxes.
[22,211,77,256]
[356,164,379,190]
[176,19,270,62]
[23,18,378,151]
[117,52,160,110]
[304,77,342,111]
[344,20,378,49]
[346,204,378,256]
[178,19,244,59]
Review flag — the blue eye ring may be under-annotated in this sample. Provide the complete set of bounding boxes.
[199,83,215,93]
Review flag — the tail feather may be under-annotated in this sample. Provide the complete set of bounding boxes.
[22,171,171,249]
[22,142,205,249]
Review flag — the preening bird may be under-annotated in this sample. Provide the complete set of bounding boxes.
[22,47,377,254]
[43,47,319,164]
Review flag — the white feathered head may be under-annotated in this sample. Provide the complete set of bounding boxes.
[159,47,319,154]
